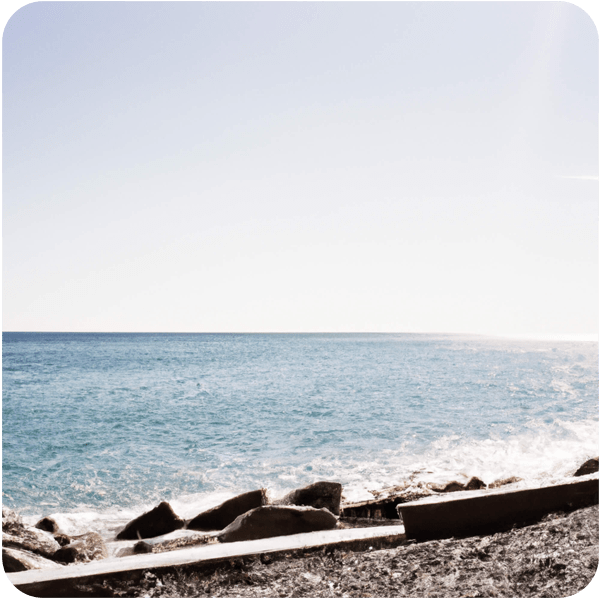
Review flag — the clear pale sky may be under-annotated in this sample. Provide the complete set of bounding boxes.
[2,1,598,336]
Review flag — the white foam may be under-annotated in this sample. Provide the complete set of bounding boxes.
[18,418,597,542]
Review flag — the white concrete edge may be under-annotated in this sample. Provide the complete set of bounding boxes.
[398,473,599,507]
[7,525,406,587]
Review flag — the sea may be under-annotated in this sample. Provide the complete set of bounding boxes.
[2,332,598,546]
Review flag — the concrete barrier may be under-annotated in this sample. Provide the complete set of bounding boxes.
[398,474,598,542]
[7,525,406,597]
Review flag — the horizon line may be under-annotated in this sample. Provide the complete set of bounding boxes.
[2,331,598,342]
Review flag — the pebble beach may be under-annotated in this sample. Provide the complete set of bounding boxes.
[65,504,598,598]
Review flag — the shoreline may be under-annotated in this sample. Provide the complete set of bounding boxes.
[5,465,598,544]
[11,504,599,598]
[5,469,599,597]
[10,459,598,541]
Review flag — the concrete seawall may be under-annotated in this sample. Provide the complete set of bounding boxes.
[398,473,598,541]
[7,525,407,597]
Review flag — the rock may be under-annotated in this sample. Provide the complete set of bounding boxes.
[2,506,24,535]
[341,477,486,520]
[115,501,185,540]
[187,489,266,531]
[489,476,523,489]
[54,533,71,547]
[218,505,337,543]
[35,516,59,533]
[465,477,486,490]
[431,477,486,494]
[574,457,599,477]
[431,477,486,493]
[276,481,343,516]
[133,541,153,554]
[394,484,439,503]
[53,532,107,564]
[2,547,60,572]
[52,545,78,565]
[432,481,465,493]
[3,527,61,558]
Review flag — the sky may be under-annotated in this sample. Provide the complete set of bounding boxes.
[2,1,598,336]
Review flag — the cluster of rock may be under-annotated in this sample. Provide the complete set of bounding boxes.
[574,457,599,477]
[2,482,343,573]
[115,481,342,545]
[4,457,597,573]
[339,459,599,520]
[2,506,107,573]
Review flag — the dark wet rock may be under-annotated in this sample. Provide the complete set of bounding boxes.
[3,527,61,558]
[54,533,71,547]
[35,516,60,533]
[465,477,486,490]
[187,489,266,531]
[133,541,154,554]
[52,545,78,564]
[277,481,343,516]
[116,501,185,540]
[218,505,337,543]
[53,532,107,564]
[430,477,486,493]
[2,547,60,572]
[574,457,599,477]
[489,476,523,489]
[432,481,465,493]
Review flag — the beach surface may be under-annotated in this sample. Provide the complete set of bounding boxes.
[8,504,598,598]
[58,505,600,597]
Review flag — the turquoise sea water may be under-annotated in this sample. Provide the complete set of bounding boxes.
[2,333,598,534]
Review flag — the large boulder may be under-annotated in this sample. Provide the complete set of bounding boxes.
[187,489,266,531]
[574,457,599,477]
[3,527,61,558]
[276,481,343,516]
[218,505,337,543]
[53,532,107,564]
[115,501,185,540]
[2,547,60,572]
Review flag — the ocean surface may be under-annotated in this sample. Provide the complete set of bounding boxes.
[2,332,598,541]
